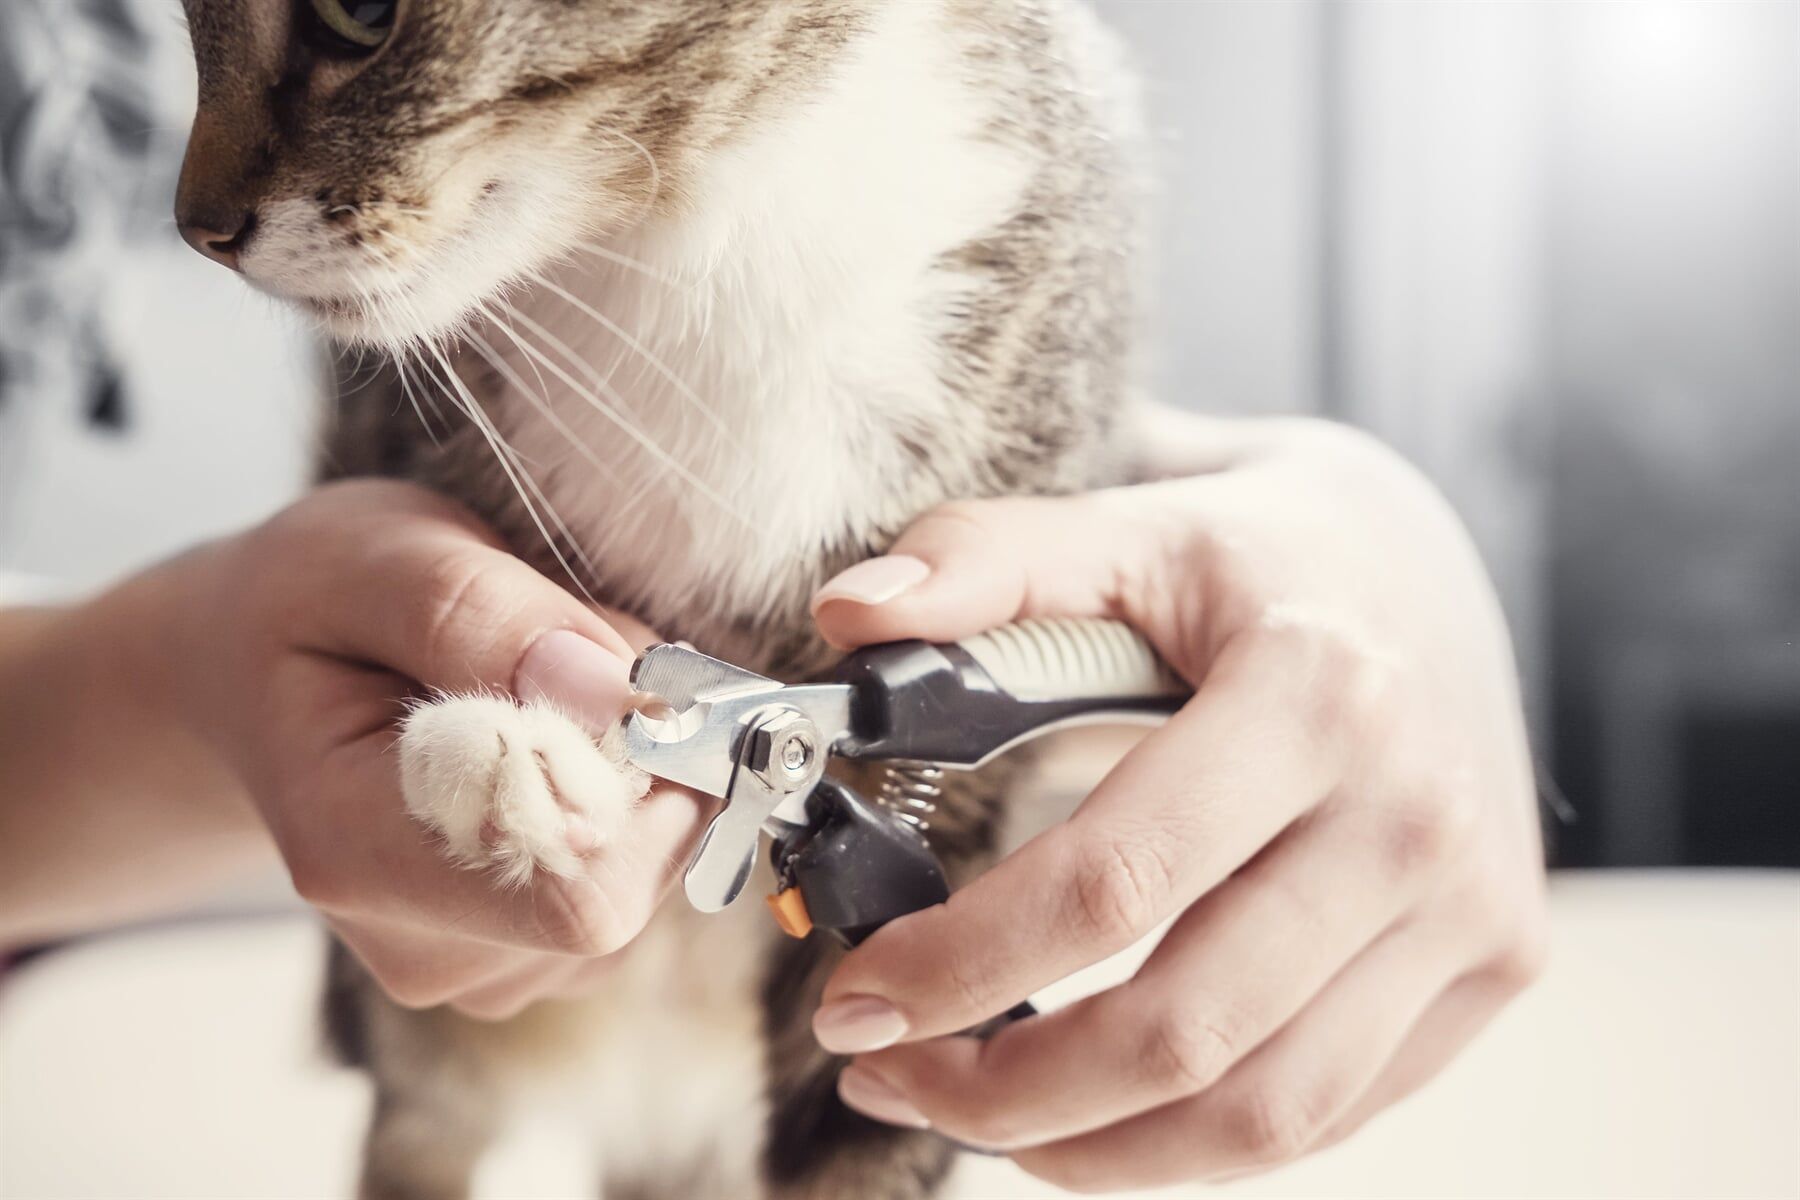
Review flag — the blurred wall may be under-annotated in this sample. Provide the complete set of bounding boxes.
[1545,0,1800,866]
[1098,0,1322,416]
[0,0,312,592]
[1104,0,1797,866]
[1106,0,1553,735]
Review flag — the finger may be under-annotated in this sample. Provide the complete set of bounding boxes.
[447,923,656,1017]
[449,940,648,1019]
[329,914,532,1009]
[816,628,1349,1049]
[810,491,1172,650]
[1010,917,1471,1193]
[261,481,638,709]
[841,793,1443,1148]
[284,717,705,955]
[1311,964,1532,1151]
[546,951,633,997]
[448,957,587,1021]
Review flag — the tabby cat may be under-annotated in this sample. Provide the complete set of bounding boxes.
[174,0,1141,1195]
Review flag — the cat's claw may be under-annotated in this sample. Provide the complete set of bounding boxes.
[398,694,649,886]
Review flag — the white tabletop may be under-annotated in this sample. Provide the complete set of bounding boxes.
[1,871,1795,1199]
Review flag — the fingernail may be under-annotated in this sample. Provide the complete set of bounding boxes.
[811,555,931,612]
[515,629,633,731]
[838,1063,930,1130]
[813,994,908,1054]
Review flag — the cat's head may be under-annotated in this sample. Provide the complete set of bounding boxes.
[175,0,863,346]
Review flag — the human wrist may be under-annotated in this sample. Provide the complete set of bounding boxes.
[1125,406,1344,482]
[70,542,255,825]
[0,558,269,943]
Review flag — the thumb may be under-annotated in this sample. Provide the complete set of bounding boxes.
[811,492,1162,650]
[264,482,648,733]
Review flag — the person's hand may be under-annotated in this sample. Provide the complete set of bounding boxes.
[173,481,703,1018]
[808,415,1547,1189]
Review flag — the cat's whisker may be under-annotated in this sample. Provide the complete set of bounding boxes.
[391,350,445,446]
[335,357,389,401]
[331,336,397,401]
[468,316,658,561]
[528,272,731,446]
[460,326,614,582]
[475,309,668,534]
[492,305,750,528]
[516,268,706,456]
[566,240,681,289]
[416,338,602,604]
[476,298,663,530]
[481,308,671,531]
[353,264,441,429]
[350,261,586,584]
[483,298,558,425]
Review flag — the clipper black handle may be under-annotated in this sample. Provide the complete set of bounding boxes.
[833,617,1188,768]
[772,779,948,947]
[769,780,1037,1036]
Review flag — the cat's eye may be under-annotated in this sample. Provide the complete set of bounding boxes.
[303,0,398,54]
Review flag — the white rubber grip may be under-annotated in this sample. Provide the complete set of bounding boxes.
[956,618,1186,703]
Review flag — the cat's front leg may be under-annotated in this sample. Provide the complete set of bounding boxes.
[398,694,648,885]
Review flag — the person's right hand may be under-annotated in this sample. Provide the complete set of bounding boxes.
[172,481,703,1018]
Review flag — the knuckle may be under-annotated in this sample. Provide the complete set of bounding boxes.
[1067,832,1175,949]
[1224,1086,1327,1165]
[374,964,460,1011]
[532,877,622,957]
[1141,1007,1238,1093]
[1377,774,1478,874]
[414,551,522,680]
[451,992,530,1022]
[922,497,999,536]
[905,500,996,557]
[1287,417,1403,475]
[914,496,1044,558]
[1323,654,1400,745]
[286,847,350,913]
[955,1103,1032,1153]
[1245,617,1401,751]
[1490,924,1550,993]
[1018,1153,1120,1196]
[381,980,447,1011]
[937,942,996,1021]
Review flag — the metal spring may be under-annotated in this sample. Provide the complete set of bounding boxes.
[876,761,942,838]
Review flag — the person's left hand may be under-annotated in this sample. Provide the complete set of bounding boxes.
[806,417,1548,1190]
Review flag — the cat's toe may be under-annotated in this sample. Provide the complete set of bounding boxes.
[398,694,649,885]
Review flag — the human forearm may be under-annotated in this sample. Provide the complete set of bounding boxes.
[0,551,270,943]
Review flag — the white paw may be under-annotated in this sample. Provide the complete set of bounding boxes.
[398,694,650,885]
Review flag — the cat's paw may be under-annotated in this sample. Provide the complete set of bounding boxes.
[398,694,650,885]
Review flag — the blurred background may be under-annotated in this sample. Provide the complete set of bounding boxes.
[1,0,1796,872]
[1113,0,1800,871]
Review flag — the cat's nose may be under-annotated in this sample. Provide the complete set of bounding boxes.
[177,211,256,272]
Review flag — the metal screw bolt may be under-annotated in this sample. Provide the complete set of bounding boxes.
[747,708,822,790]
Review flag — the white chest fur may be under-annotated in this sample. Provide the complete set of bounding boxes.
[411,11,1027,1187]
[468,1,1027,632]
